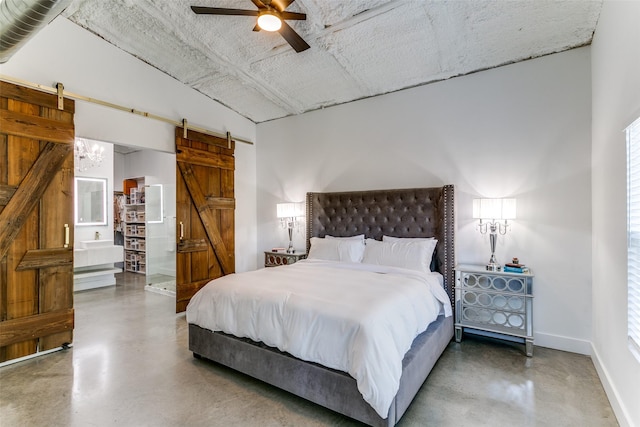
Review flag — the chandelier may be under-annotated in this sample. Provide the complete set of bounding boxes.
[74,138,105,172]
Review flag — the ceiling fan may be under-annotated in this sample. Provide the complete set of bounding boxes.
[191,0,310,52]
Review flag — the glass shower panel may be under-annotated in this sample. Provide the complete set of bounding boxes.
[145,182,176,293]
[146,184,163,223]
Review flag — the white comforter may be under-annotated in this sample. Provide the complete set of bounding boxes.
[186,259,452,418]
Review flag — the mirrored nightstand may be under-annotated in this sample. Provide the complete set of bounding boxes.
[264,251,307,267]
[455,264,534,356]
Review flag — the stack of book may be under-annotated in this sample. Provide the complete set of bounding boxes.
[503,262,530,273]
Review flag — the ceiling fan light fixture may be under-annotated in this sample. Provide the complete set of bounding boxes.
[257,11,282,32]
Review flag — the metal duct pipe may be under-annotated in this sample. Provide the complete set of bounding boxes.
[0,0,73,63]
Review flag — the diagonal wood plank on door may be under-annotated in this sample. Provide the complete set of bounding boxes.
[177,161,234,275]
[175,127,234,312]
[1,80,75,362]
[0,142,72,260]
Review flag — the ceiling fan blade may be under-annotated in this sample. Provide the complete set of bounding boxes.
[270,0,295,13]
[280,11,306,20]
[279,21,310,53]
[250,0,266,9]
[191,6,258,16]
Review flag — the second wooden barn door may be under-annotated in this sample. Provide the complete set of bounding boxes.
[175,127,235,313]
[0,81,75,363]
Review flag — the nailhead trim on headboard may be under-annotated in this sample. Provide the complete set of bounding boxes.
[443,184,455,308]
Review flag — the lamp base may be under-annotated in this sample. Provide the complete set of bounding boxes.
[287,228,294,253]
[486,263,501,272]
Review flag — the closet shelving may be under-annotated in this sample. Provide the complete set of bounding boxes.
[123,180,146,274]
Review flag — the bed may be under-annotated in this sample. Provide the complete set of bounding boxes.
[188,185,455,426]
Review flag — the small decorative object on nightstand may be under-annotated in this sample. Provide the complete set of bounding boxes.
[455,264,534,356]
[264,250,307,267]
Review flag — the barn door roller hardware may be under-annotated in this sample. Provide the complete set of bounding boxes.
[56,83,64,110]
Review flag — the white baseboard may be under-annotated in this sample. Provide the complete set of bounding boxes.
[591,344,632,427]
[535,334,632,426]
[533,331,592,355]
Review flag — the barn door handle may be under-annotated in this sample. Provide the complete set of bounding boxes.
[64,224,70,248]
[179,222,184,241]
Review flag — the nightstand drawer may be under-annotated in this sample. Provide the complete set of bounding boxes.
[459,272,530,295]
[264,251,307,267]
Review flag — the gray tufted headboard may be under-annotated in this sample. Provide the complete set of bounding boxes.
[305,185,455,308]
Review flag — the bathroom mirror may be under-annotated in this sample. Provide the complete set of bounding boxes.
[75,177,107,226]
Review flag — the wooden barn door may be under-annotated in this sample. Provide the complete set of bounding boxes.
[0,81,75,363]
[175,127,235,313]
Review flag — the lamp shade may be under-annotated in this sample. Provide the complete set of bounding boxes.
[501,198,517,220]
[473,198,516,220]
[277,202,304,218]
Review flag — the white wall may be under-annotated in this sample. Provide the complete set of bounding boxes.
[114,152,125,192]
[257,47,593,355]
[0,17,258,272]
[591,1,640,426]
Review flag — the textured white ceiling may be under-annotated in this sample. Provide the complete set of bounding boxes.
[62,0,602,123]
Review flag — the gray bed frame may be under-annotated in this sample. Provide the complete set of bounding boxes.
[189,185,455,426]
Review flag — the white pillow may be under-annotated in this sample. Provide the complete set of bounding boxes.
[382,235,435,243]
[308,237,365,263]
[362,238,435,273]
[325,234,365,241]
[383,236,438,269]
[382,236,438,266]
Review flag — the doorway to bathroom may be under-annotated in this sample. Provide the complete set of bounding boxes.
[72,137,176,297]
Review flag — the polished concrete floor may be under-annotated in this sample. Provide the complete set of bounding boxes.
[1,272,617,426]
